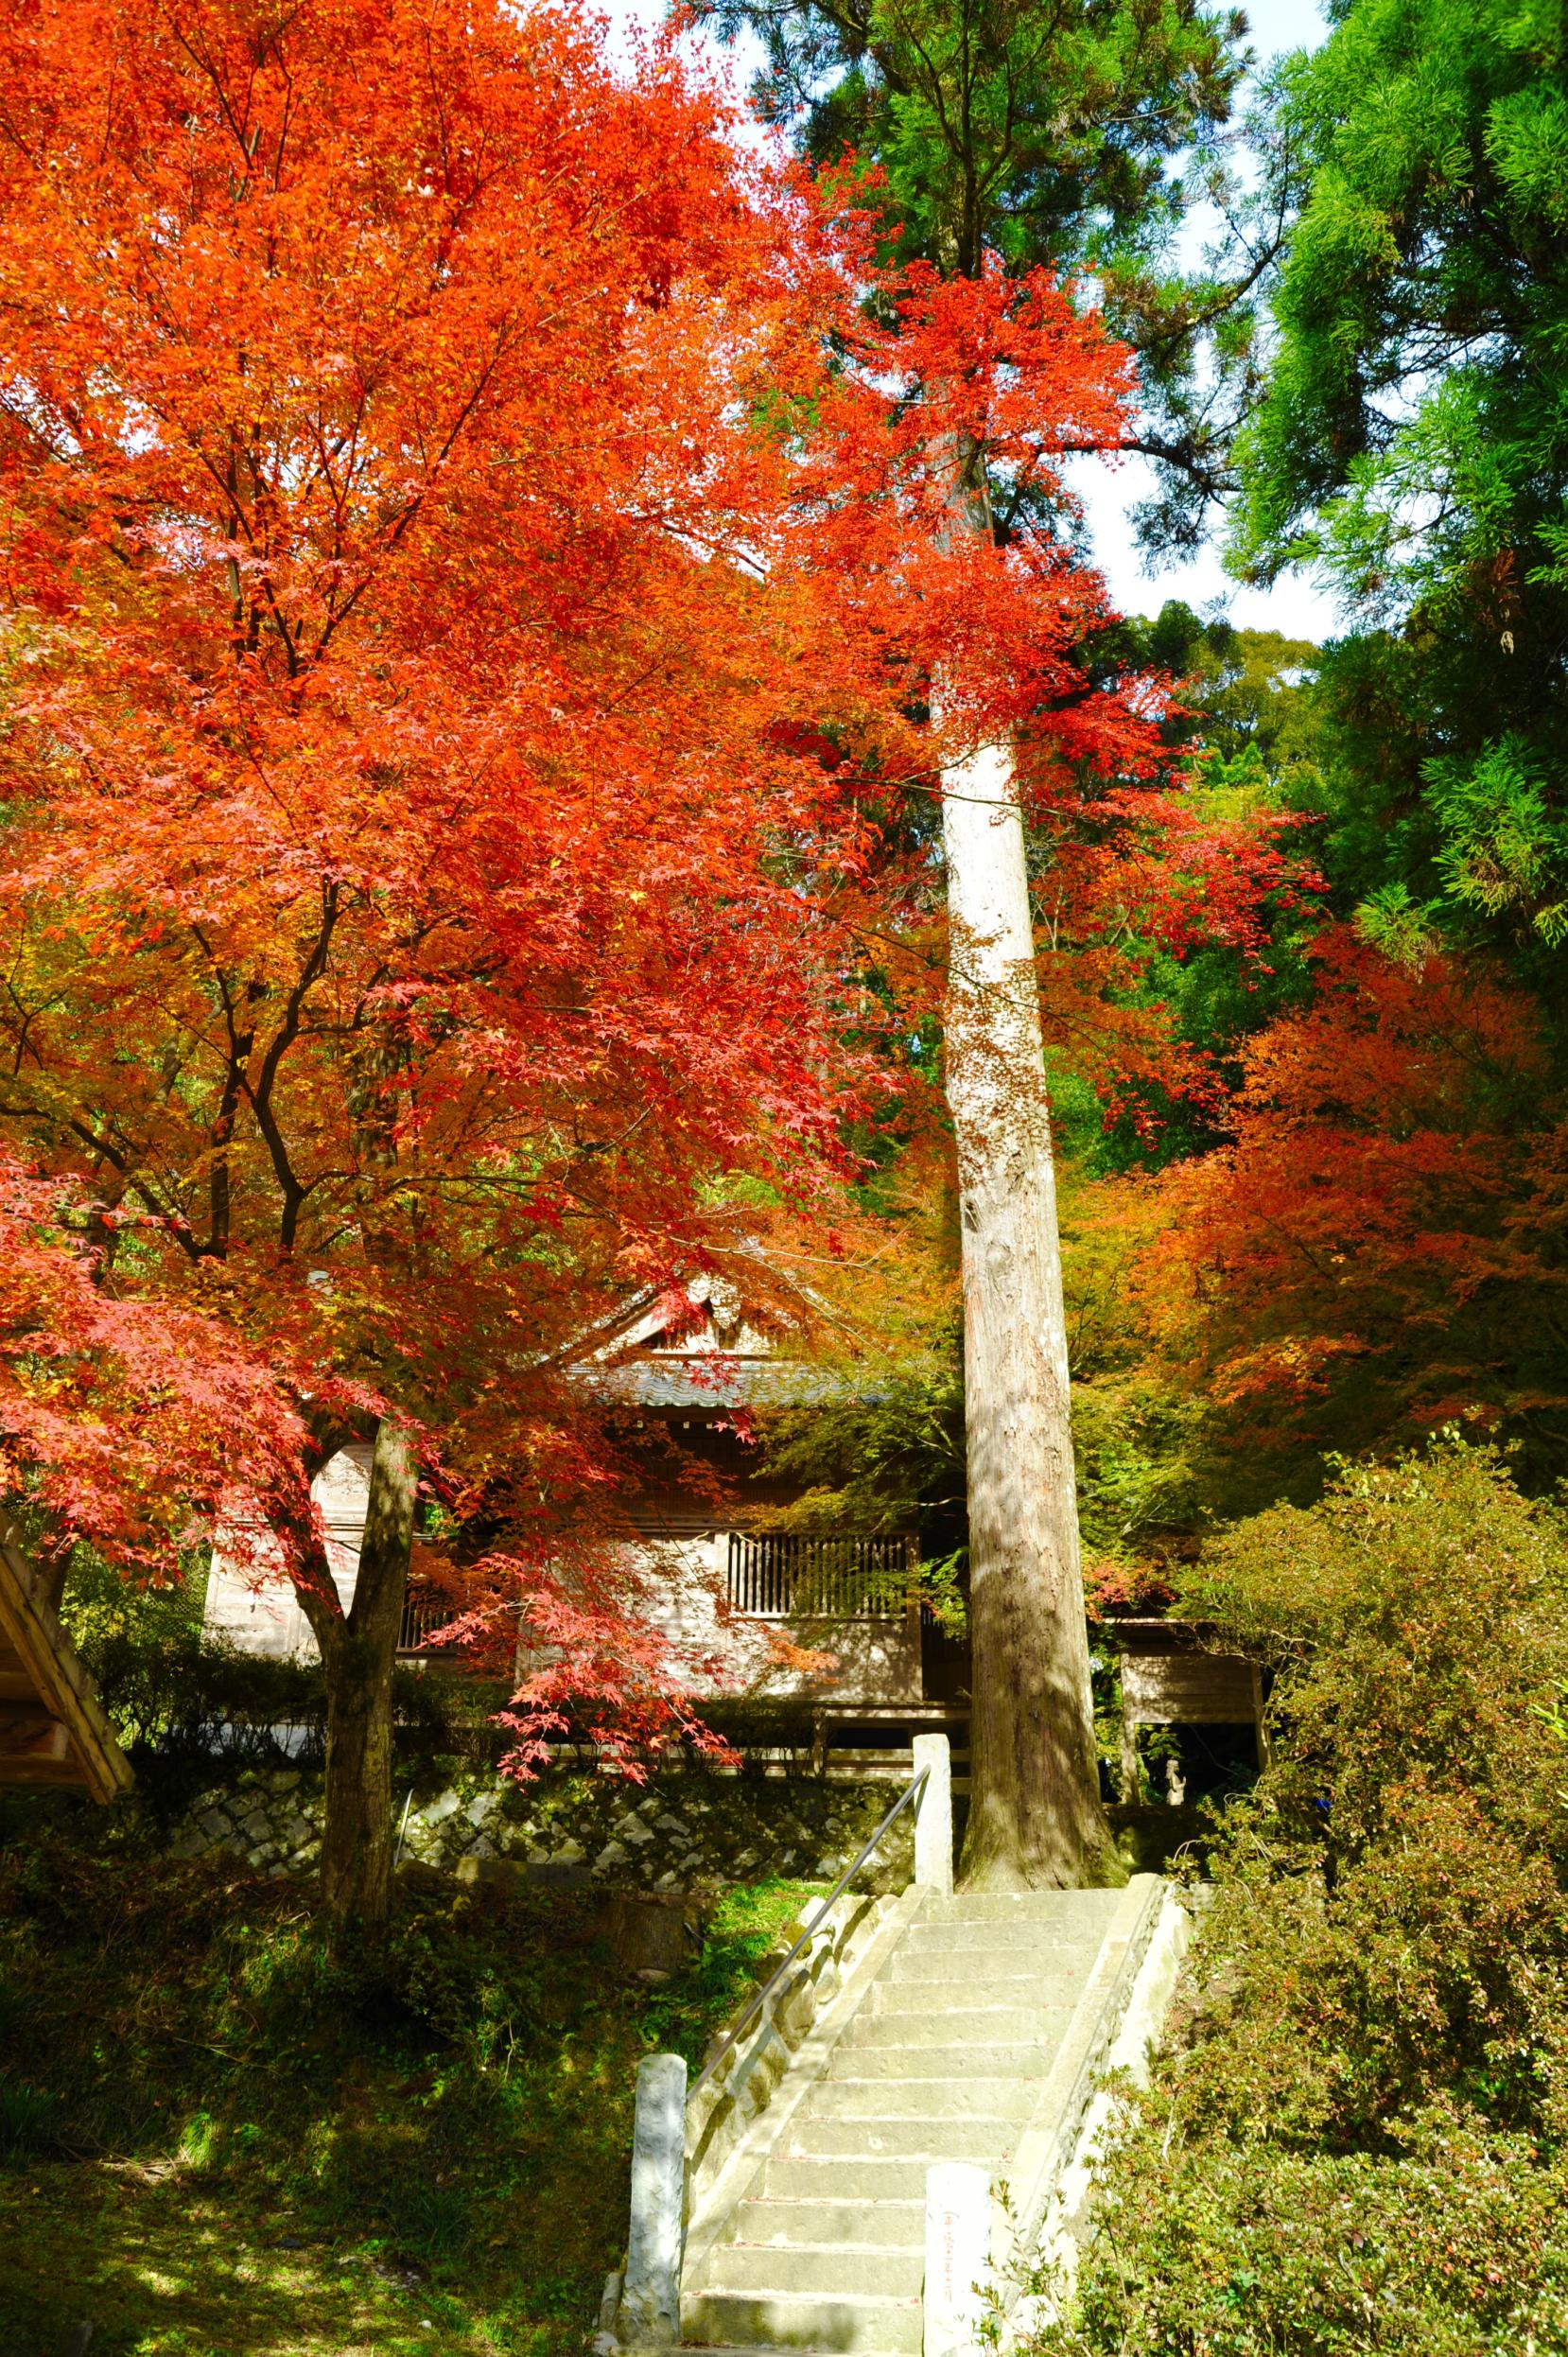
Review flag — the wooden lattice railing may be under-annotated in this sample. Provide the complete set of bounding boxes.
[724,1531,917,1622]
[397,1595,454,1652]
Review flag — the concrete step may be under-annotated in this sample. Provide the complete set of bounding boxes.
[882,1946,1090,1983]
[924,1891,1125,1926]
[684,2286,923,2354]
[896,1919,1104,1954]
[808,2075,1036,2121]
[784,2114,1022,2162]
[707,2244,924,2299]
[761,2155,967,2204]
[730,2196,926,2252]
[848,2001,1067,2047]
[828,2038,1051,2080]
[672,2348,907,2357]
[866,1970,1066,2011]
[672,2348,906,2357]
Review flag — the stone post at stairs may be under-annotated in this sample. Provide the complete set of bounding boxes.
[924,2158,993,2357]
[621,2051,688,2344]
[913,1732,954,1896]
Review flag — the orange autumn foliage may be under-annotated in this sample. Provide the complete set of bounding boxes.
[0,0,891,1690]
[0,0,1181,1754]
[0,0,1349,1790]
[1141,930,1568,1469]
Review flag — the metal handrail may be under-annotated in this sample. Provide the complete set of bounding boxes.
[688,1764,930,2104]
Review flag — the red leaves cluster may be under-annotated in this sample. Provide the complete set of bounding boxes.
[1141,930,1563,1447]
[0,1,882,1660]
[0,8,872,1372]
[1026,774,1326,1142]
[0,0,1174,1601]
[793,250,1144,759]
[785,252,1320,1144]
[0,0,1326,1759]
[0,1149,313,1573]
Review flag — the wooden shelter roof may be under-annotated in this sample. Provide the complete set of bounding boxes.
[0,1517,133,1804]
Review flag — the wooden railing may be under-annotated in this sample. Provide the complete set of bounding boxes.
[397,1594,454,1652]
[724,1531,916,1622]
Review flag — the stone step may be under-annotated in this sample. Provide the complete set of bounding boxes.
[809,2074,1037,2121]
[707,2244,924,2299]
[728,2197,926,2253]
[761,2155,965,2204]
[671,2348,901,2357]
[849,2000,1068,2047]
[820,2036,1051,2073]
[882,1946,1090,1983]
[896,1919,1104,1954]
[923,1891,1125,1925]
[784,2114,1021,2162]
[867,1970,1067,2011]
[665,2338,900,2357]
[683,2286,923,2354]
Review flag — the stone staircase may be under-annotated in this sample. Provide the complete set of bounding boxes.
[682,1887,1132,2353]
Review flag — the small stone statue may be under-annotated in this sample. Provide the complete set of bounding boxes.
[1164,1756,1187,1807]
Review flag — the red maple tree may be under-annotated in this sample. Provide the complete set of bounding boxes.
[1141,929,1567,1478]
[0,0,1254,1909]
[0,0,911,1914]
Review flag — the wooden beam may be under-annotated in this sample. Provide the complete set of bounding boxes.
[0,1513,133,1803]
[1121,1650,1261,1725]
[0,1707,80,1784]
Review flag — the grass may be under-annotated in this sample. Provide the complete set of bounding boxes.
[0,1811,822,2357]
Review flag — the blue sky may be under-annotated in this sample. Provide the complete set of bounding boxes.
[1071,0,1336,642]
[607,0,1340,641]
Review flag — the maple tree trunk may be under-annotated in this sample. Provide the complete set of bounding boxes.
[305,1419,418,1928]
[942,736,1113,1888]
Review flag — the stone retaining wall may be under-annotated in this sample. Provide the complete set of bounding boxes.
[168,1763,915,1892]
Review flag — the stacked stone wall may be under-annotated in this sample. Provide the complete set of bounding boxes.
[167,1762,915,1893]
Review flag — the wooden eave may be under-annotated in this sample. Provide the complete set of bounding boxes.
[0,1516,133,1804]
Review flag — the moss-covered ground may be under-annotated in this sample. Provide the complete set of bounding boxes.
[0,1811,819,2357]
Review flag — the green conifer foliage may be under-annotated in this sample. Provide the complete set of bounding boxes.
[690,0,1263,551]
[1236,0,1568,975]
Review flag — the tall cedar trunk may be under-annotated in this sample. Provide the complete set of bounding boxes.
[942,736,1113,1887]
[299,1418,418,1926]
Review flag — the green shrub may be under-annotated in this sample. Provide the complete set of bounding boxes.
[0,1814,827,2353]
[1029,1440,1568,2355]
[59,1551,511,1797]
[1061,2113,1568,2355]
[0,2083,60,2159]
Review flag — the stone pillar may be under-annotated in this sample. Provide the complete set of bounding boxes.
[913,1733,954,1895]
[924,2159,992,2357]
[621,2051,687,2345]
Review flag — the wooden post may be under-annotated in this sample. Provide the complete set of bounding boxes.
[1119,1712,1141,1806]
[905,1531,924,1701]
[1250,1661,1269,1770]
